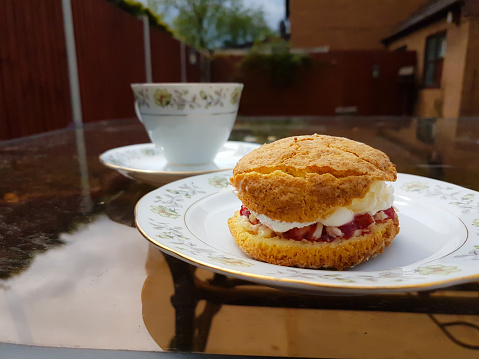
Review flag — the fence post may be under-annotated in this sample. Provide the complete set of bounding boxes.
[143,15,152,83]
[61,0,82,128]
[180,41,187,82]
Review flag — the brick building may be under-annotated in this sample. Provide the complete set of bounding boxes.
[382,0,479,118]
[289,0,430,51]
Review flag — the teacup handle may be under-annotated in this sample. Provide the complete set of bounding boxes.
[134,101,143,123]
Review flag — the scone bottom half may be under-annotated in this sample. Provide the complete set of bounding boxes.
[228,134,400,270]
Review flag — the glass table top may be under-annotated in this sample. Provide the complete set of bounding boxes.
[1,117,478,357]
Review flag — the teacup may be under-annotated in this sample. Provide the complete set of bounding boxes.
[131,82,244,166]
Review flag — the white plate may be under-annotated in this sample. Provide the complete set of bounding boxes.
[135,171,479,295]
[99,141,260,186]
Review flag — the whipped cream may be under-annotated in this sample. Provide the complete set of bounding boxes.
[248,181,394,232]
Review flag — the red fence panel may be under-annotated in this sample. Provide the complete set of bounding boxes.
[0,0,72,140]
[1,0,200,140]
[72,0,146,123]
[211,51,417,117]
[150,26,181,82]
[1,0,416,140]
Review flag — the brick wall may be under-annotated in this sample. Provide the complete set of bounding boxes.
[386,13,472,118]
[289,0,430,50]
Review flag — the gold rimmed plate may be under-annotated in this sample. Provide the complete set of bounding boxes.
[135,171,479,295]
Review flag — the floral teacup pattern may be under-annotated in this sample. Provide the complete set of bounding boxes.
[132,83,243,113]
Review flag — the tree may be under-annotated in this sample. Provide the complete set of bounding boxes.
[147,0,273,51]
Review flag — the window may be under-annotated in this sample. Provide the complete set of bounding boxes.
[423,31,446,88]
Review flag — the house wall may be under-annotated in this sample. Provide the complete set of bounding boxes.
[387,16,471,118]
[289,0,430,50]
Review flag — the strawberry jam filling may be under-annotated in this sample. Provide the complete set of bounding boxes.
[239,205,396,243]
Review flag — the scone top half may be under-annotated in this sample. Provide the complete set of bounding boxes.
[230,134,397,224]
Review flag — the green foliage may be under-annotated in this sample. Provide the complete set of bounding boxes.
[148,0,273,51]
[216,1,272,49]
[107,0,172,33]
[172,0,225,50]
[238,41,312,86]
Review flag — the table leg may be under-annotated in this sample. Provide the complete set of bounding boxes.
[162,253,197,352]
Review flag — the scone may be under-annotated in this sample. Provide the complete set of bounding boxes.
[227,134,399,270]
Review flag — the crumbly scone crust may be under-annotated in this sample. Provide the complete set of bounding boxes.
[228,210,400,270]
[231,134,397,222]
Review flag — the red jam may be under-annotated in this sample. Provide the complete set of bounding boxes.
[240,205,251,217]
[239,205,396,243]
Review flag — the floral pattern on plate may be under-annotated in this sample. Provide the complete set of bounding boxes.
[398,178,479,264]
[135,172,479,294]
[142,173,254,268]
[104,147,155,167]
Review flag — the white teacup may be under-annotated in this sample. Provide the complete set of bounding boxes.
[131,82,244,166]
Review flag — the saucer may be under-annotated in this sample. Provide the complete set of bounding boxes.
[99,141,260,186]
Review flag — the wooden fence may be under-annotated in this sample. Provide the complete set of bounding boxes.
[0,0,202,140]
[0,0,72,139]
[1,0,417,140]
[211,50,417,117]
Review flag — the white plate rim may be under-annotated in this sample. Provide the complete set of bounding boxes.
[135,171,479,294]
